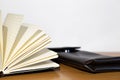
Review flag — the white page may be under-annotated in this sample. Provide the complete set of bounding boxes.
[6,23,42,64]
[8,50,58,70]
[7,38,51,69]
[3,14,24,67]
[4,60,59,74]
[16,35,50,58]
[13,28,45,58]
[5,29,48,67]
[0,11,3,71]
[8,49,57,68]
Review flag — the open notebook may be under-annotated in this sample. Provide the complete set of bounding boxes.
[0,11,59,76]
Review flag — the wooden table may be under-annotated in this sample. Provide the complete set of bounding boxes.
[0,52,120,80]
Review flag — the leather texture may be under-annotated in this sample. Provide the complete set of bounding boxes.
[49,47,120,73]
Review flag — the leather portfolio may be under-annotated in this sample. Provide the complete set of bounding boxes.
[49,47,120,73]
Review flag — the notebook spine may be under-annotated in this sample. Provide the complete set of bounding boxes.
[0,71,4,77]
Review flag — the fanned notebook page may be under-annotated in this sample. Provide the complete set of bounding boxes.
[3,14,24,68]
[6,36,51,69]
[5,24,43,66]
[9,24,42,59]
[4,60,59,74]
[5,24,51,69]
[0,11,3,71]
[7,49,58,71]
[0,12,59,76]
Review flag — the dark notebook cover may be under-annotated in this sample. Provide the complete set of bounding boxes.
[49,47,120,73]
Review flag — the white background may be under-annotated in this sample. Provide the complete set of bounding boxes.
[0,0,120,52]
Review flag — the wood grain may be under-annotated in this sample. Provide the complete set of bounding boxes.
[0,52,120,80]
